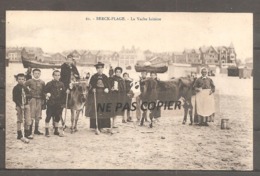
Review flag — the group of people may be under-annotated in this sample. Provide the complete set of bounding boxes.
[12,55,216,142]
[12,55,161,142]
[86,62,161,133]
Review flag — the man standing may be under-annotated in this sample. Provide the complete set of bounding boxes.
[193,67,215,126]
[60,55,80,91]
[60,55,80,126]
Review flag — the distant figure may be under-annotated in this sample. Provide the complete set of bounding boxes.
[193,67,215,126]
[25,67,32,81]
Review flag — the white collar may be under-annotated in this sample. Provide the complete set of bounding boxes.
[33,78,40,81]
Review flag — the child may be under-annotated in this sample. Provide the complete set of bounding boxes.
[25,68,45,137]
[12,73,33,141]
[44,70,65,137]
[123,72,134,122]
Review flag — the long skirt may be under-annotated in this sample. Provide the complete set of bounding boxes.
[89,88,111,129]
[194,89,215,123]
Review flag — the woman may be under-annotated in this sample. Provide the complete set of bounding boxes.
[111,67,127,127]
[88,62,111,133]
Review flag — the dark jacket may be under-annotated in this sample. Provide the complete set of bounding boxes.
[60,63,80,90]
[12,84,31,107]
[89,73,111,91]
[44,80,65,106]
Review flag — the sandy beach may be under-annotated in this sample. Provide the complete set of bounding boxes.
[5,63,253,170]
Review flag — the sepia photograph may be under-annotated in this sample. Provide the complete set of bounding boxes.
[5,11,253,170]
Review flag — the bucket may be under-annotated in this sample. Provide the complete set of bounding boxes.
[221,119,230,129]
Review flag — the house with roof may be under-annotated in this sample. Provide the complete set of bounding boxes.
[143,50,154,60]
[118,46,139,67]
[199,46,219,65]
[6,47,22,62]
[172,52,186,64]
[183,49,201,64]
[67,50,81,60]
[21,47,44,61]
[216,43,237,68]
[51,53,66,64]
[78,50,100,66]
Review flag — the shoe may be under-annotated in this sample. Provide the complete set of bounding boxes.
[29,124,33,136]
[113,126,118,128]
[34,125,43,135]
[45,128,50,137]
[122,120,127,123]
[54,127,60,136]
[17,130,23,140]
[127,119,133,122]
[24,130,33,139]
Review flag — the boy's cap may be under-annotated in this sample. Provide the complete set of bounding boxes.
[14,73,25,79]
[33,68,41,72]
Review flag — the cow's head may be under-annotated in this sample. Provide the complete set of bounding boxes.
[70,80,90,110]
[179,77,197,98]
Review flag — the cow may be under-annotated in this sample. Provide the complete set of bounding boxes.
[141,76,196,127]
[67,79,90,133]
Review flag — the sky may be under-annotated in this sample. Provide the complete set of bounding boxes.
[6,11,253,60]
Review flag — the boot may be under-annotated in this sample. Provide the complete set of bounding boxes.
[24,129,33,139]
[29,124,33,136]
[45,128,50,137]
[127,117,133,122]
[54,127,60,136]
[34,124,43,135]
[17,130,23,139]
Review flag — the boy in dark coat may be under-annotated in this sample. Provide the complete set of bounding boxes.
[44,70,66,137]
[12,73,33,141]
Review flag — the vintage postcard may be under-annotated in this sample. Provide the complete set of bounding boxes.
[5,11,253,170]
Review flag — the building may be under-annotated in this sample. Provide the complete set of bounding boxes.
[217,43,237,68]
[21,47,44,61]
[6,47,22,62]
[199,46,219,65]
[118,46,139,68]
[172,52,186,64]
[143,50,154,60]
[183,49,201,64]
[96,50,119,68]
[51,53,66,64]
[79,50,99,66]
[67,50,81,61]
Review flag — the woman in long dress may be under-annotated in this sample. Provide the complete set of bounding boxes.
[88,62,112,132]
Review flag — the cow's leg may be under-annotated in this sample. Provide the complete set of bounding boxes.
[149,112,153,128]
[182,102,188,125]
[74,110,80,132]
[188,101,193,125]
[140,112,145,126]
[70,110,75,133]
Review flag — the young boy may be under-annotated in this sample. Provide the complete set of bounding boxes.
[12,73,33,141]
[25,68,45,137]
[44,70,65,137]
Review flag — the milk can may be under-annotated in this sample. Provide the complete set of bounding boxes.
[221,119,230,129]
